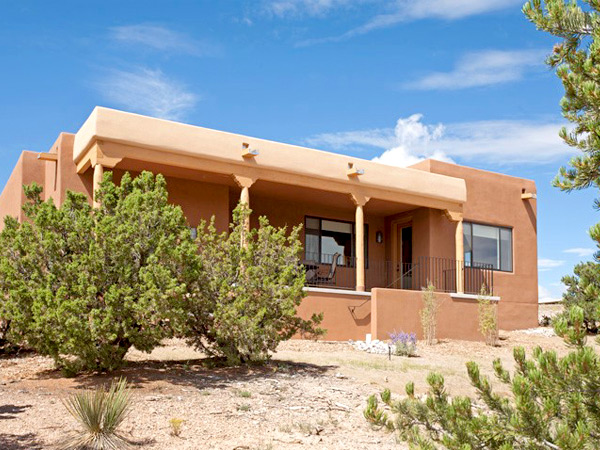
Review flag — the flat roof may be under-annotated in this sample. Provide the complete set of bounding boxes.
[73,107,467,211]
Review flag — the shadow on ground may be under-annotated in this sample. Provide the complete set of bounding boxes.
[32,358,336,392]
[0,404,32,420]
[0,433,43,450]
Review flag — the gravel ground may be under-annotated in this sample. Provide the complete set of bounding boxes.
[0,325,582,449]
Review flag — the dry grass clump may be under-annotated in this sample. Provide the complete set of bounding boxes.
[420,283,442,345]
[478,288,499,346]
[61,378,131,450]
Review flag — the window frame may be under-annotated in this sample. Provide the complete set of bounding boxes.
[463,221,513,273]
[304,216,368,267]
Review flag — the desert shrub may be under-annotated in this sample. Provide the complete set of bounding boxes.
[182,204,324,365]
[168,418,184,437]
[389,331,417,357]
[62,378,131,450]
[477,289,498,346]
[539,314,553,327]
[365,306,600,449]
[420,283,441,345]
[0,172,195,373]
[559,261,600,333]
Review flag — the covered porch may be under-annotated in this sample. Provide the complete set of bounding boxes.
[237,179,492,296]
[71,107,479,295]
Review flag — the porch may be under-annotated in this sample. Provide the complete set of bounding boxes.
[73,107,473,296]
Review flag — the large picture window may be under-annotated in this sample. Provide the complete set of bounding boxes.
[463,222,512,272]
[304,216,367,266]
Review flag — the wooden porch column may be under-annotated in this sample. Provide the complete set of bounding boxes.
[351,193,370,292]
[92,163,104,208]
[445,210,464,294]
[233,175,257,247]
[455,218,464,293]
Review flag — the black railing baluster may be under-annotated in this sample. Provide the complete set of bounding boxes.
[302,251,494,294]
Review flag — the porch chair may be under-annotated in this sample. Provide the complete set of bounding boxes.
[315,252,341,285]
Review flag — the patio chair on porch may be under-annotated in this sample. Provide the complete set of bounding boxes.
[314,252,341,286]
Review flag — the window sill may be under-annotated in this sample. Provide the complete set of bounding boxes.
[450,293,500,302]
[303,287,372,297]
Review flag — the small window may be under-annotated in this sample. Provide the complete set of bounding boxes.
[189,227,198,240]
[304,216,367,266]
[463,222,512,272]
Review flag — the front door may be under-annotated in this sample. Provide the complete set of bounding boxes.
[394,224,413,289]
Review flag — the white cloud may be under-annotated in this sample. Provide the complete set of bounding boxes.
[295,0,521,46]
[539,284,563,303]
[109,24,218,56]
[305,114,572,167]
[538,259,565,271]
[564,247,596,258]
[95,68,198,121]
[404,49,546,90]
[264,0,372,18]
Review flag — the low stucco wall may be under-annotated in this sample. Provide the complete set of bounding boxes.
[297,288,487,342]
[296,291,372,341]
[371,288,482,341]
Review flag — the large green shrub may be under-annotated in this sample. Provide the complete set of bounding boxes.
[182,205,323,365]
[0,172,195,373]
[365,306,600,449]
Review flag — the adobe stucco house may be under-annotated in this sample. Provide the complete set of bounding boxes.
[0,107,538,341]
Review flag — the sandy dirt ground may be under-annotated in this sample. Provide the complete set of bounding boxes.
[0,318,581,449]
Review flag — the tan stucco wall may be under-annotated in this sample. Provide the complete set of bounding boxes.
[298,288,484,342]
[411,160,538,330]
[110,169,231,233]
[297,291,372,341]
[371,288,481,341]
[73,107,467,213]
[0,151,46,228]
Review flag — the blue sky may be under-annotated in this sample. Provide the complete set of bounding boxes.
[1,0,597,302]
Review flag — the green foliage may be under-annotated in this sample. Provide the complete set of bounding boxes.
[182,204,324,365]
[524,0,600,195]
[559,260,600,332]
[366,306,600,449]
[61,378,131,450]
[524,1,600,334]
[477,289,499,346]
[420,283,441,345]
[0,172,195,373]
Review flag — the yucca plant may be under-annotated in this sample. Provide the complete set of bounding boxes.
[61,378,132,450]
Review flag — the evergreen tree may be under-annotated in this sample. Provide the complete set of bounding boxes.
[524,0,600,195]
[562,260,600,331]
[365,306,600,449]
[0,172,195,373]
[524,0,600,325]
